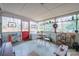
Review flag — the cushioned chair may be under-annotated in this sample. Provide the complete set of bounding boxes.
[1,42,15,56]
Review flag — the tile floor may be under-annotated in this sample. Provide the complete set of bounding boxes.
[14,40,58,56]
[13,40,79,56]
[68,49,79,56]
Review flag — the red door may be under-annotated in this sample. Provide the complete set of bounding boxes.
[22,31,29,41]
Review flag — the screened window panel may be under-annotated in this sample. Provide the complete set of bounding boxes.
[62,21,76,32]
[38,24,44,32]
[57,22,62,32]
[44,23,53,31]
[30,21,38,34]
[44,24,48,31]
[77,14,79,20]
[2,16,21,32]
[78,20,79,30]
[73,15,77,20]
[56,18,62,22]
[22,21,28,31]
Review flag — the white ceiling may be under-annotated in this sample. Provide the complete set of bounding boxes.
[0,3,79,21]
